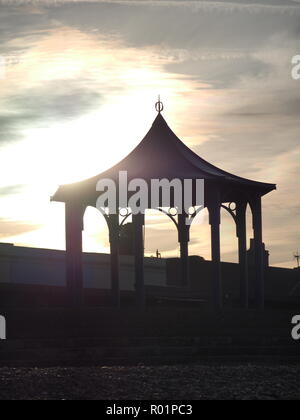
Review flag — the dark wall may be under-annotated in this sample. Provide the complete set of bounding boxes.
[166,257,300,304]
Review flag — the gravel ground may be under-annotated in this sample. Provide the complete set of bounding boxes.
[0,365,299,400]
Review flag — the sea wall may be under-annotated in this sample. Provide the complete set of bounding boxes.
[0,243,167,291]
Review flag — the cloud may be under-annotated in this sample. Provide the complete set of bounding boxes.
[165,54,272,88]
[0,80,102,145]
[2,0,293,54]
[0,185,26,196]
[0,218,41,238]
[1,0,300,8]
[39,1,300,51]
[0,4,53,51]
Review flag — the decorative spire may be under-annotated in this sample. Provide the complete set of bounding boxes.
[155,95,164,114]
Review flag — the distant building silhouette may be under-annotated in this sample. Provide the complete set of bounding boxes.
[247,239,270,268]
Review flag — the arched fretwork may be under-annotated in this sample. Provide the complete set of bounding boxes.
[64,195,262,311]
[96,207,147,309]
[93,207,121,307]
[222,201,249,308]
[222,195,264,309]
[221,203,237,224]
[157,207,203,288]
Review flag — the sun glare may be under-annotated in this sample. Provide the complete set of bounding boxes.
[0,26,213,254]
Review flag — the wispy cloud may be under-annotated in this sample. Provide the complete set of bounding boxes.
[1,0,300,10]
[0,80,102,145]
[0,218,42,238]
[98,0,300,14]
[0,184,26,196]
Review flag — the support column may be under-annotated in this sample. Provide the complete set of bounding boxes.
[251,195,264,310]
[65,201,84,308]
[109,214,120,308]
[178,213,190,288]
[133,213,145,308]
[236,200,249,309]
[208,192,222,310]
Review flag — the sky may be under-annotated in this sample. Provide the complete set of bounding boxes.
[0,0,299,268]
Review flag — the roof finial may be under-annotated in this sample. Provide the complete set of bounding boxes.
[155,95,164,114]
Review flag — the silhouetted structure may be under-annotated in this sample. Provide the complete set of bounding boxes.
[52,101,276,310]
[247,239,269,269]
[294,252,300,269]
[119,223,134,256]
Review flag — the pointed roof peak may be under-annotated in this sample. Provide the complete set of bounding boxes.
[152,111,167,127]
[149,112,176,139]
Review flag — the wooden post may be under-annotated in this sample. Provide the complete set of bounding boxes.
[251,196,264,309]
[109,214,120,308]
[65,201,84,308]
[208,191,222,310]
[236,200,249,309]
[133,213,145,308]
[178,212,190,288]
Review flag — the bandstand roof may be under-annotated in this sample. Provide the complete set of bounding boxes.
[52,112,276,206]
